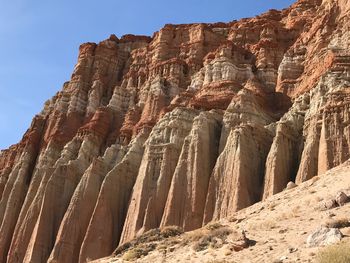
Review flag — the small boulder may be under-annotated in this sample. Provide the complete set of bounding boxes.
[322,199,337,210]
[286,181,297,190]
[306,227,343,247]
[229,230,250,251]
[335,191,349,206]
[280,255,288,261]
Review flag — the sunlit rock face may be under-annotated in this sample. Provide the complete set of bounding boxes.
[1,0,350,261]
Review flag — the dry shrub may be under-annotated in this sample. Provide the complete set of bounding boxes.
[115,226,183,258]
[122,247,144,261]
[122,243,156,261]
[190,223,232,251]
[160,225,183,238]
[325,218,350,229]
[114,242,132,255]
[274,205,301,221]
[258,219,278,230]
[211,227,232,239]
[206,222,224,231]
[193,235,212,251]
[182,229,205,244]
[292,205,300,215]
[157,243,167,252]
[276,212,289,221]
[134,228,161,244]
[316,241,350,263]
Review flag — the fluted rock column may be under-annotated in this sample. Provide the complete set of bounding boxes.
[160,111,222,231]
[204,124,273,223]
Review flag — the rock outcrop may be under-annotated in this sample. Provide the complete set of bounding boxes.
[1,0,350,262]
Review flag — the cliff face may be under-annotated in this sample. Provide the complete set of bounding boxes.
[1,0,350,262]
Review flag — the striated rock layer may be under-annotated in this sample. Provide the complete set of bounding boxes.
[1,0,350,262]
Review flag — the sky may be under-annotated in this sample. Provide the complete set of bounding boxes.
[0,0,295,150]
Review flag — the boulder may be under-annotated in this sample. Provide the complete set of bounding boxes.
[306,227,343,247]
[335,191,349,206]
[286,182,297,190]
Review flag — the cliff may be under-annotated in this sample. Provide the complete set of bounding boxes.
[0,0,350,262]
[94,161,350,263]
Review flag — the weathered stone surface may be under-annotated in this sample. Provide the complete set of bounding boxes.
[306,227,343,247]
[335,191,349,207]
[204,123,273,222]
[48,150,117,263]
[321,199,337,210]
[119,108,198,244]
[262,95,306,199]
[1,0,350,262]
[78,133,147,262]
[160,111,222,231]
[285,181,297,190]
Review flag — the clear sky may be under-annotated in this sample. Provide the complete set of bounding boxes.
[0,0,295,150]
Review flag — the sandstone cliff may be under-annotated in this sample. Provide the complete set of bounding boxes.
[93,160,350,263]
[1,0,350,262]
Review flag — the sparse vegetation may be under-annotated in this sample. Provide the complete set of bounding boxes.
[210,226,232,239]
[122,244,156,261]
[263,220,278,229]
[291,205,301,217]
[325,218,350,229]
[273,205,301,221]
[179,222,233,251]
[193,235,213,251]
[268,202,277,210]
[249,218,278,230]
[316,241,350,263]
[114,226,183,260]
[206,222,225,231]
[190,223,232,251]
[161,225,183,237]
[315,196,324,202]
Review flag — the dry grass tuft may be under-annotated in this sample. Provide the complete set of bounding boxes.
[122,243,156,261]
[181,222,233,251]
[325,218,350,229]
[291,205,301,217]
[114,225,183,259]
[249,219,278,230]
[160,225,183,238]
[316,241,350,263]
[268,202,277,210]
[206,222,224,231]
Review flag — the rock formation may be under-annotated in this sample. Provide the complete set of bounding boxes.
[1,0,350,262]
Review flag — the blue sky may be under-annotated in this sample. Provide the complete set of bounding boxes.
[0,0,295,149]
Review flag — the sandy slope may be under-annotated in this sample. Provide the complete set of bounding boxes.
[95,161,350,263]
